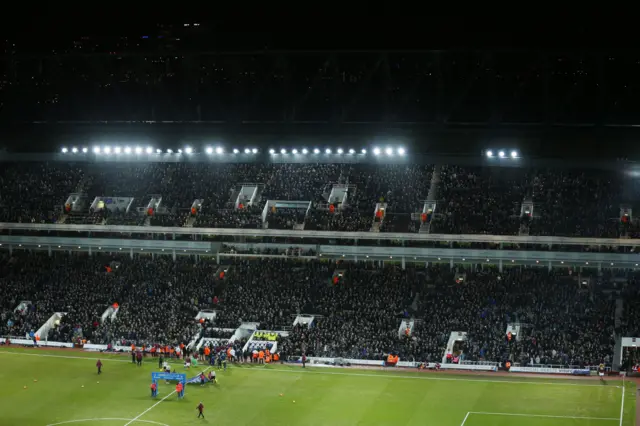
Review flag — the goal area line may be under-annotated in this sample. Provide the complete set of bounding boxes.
[461,411,620,425]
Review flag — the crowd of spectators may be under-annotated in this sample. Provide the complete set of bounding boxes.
[2,161,640,238]
[195,207,263,229]
[0,251,628,367]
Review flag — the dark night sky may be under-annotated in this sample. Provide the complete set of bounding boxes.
[1,12,637,158]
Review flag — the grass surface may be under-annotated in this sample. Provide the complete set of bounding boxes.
[0,347,634,426]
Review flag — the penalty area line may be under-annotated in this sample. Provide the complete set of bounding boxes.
[469,411,619,421]
[46,418,169,426]
[0,350,619,388]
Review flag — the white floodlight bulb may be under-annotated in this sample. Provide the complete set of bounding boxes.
[361,149,367,154]
[185,147,193,154]
[397,147,405,155]
[93,146,101,154]
[349,149,355,154]
[498,150,505,158]
[233,148,239,154]
[292,149,298,154]
[337,148,343,154]
[302,148,308,154]
[325,148,332,154]
[269,149,275,154]
[71,147,78,153]
[385,147,393,155]
[61,147,68,153]
[511,150,518,158]
[486,150,493,158]
[82,147,88,153]
[124,146,132,154]
[244,148,251,154]
[313,148,320,154]
[206,147,213,154]
[114,147,122,154]
[281,148,287,154]
[104,146,111,154]
[135,146,143,154]
[373,147,381,155]
[216,147,223,154]
[252,148,258,154]
[146,146,153,154]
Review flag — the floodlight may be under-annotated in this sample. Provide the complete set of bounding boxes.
[511,150,518,158]
[302,148,308,154]
[337,148,343,154]
[325,148,332,154]
[385,147,393,155]
[361,149,367,154]
[292,149,298,154]
[82,147,88,153]
[281,148,287,154]
[398,147,405,155]
[269,149,275,154]
[104,146,111,154]
[349,149,355,154]
[124,147,132,154]
[486,150,493,158]
[252,148,258,154]
[167,149,173,153]
[498,150,505,158]
[114,147,122,154]
[146,147,153,154]
[244,148,251,154]
[61,147,68,153]
[215,147,223,154]
[313,148,320,154]
[135,146,143,154]
[185,147,193,154]
[177,149,183,154]
[93,146,101,154]
[373,147,381,155]
[206,147,213,154]
[233,148,239,154]
[71,147,78,153]
[156,149,162,154]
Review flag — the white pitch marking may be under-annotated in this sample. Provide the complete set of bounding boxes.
[0,350,620,388]
[459,412,470,426]
[619,384,625,426]
[46,418,169,426]
[123,366,211,426]
[470,411,619,421]
[122,392,176,426]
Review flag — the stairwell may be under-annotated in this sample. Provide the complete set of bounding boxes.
[612,297,624,371]
[420,165,441,233]
[615,297,624,330]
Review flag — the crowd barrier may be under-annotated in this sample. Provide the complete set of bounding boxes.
[510,366,591,376]
[307,357,497,371]
[0,338,133,352]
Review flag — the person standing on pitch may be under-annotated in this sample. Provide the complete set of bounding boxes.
[96,359,102,375]
[197,402,205,418]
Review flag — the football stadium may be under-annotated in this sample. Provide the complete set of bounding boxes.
[3,20,640,426]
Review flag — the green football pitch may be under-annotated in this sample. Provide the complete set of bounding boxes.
[0,347,634,426]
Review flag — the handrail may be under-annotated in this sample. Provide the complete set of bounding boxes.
[1,222,639,246]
